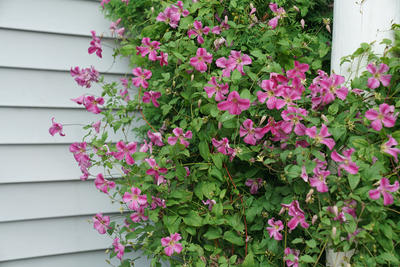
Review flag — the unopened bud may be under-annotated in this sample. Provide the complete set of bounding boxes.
[300,19,305,29]
[198,99,202,108]
[333,206,339,218]
[373,180,381,186]
[218,121,222,129]
[151,7,154,13]
[105,249,109,254]
[191,74,194,82]
[225,15,228,24]
[250,3,254,9]
[326,24,331,33]
[260,115,267,126]
[312,215,317,225]
[293,6,300,12]
[100,33,103,39]
[173,80,176,87]
[249,157,255,163]
[321,114,329,124]
[332,226,337,237]
[306,189,314,203]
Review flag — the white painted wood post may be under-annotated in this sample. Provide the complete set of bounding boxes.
[328,1,400,266]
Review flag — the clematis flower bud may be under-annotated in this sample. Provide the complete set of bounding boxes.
[198,99,202,108]
[218,121,222,129]
[260,115,267,126]
[306,189,314,203]
[191,74,194,82]
[332,226,337,237]
[321,114,329,124]
[293,6,299,12]
[326,24,331,33]
[312,215,318,225]
[300,19,305,29]
[333,206,339,218]
[151,7,154,13]
[225,16,228,24]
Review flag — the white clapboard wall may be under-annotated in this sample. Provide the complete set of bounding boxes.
[0,0,152,266]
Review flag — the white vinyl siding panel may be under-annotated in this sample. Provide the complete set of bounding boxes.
[0,0,152,265]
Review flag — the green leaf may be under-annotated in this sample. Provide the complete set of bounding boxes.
[348,173,360,189]
[189,3,201,13]
[179,16,194,29]
[380,223,393,240]
[231,69,241,84]
[300,255,315,263]
[210,167,223,181]
[120,45,135,56]
[223,231,244,246]
[353,139,369,148]
[212,154,222,170]
[250,50,266,60]
[212,201,223,217]
[203,227,222,239]
[242,250,255,267]
[183,211,203,227]
[194,181,204,200]
[161,105,172,115]
[378,253,399,263]
[229,255,237,264]
[164,31,172,41]
[141,24,158,38]
[173,52,186,61]
[328,103,339,115]
[199,141,210,161]
[132,152,148,161]
[292,238,303,244]
[305,239,316,248]
[175,161,187,181]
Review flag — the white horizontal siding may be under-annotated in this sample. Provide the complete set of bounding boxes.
[0,68,136,108]
[0,1,112,37]
[0,0,152,265]
[0,29,131,74]
[0,250,155,267]
[1,144,128,183]
[0,107,143,144]
[0,181,122,222]
[0,215,128,262]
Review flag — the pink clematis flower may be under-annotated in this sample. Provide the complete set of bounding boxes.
[245,178,263,194]
[91,121,101,133]
[369,177,399,205]
[157,51,169,66]
[84,95,104,114]
[93,213,111,234]
[257,79,284,110]
[381,135,400,162]
[365,103,396,132]
[286,61,309,79]
[228,51,252,76]
[278,200,301,216]
[113,141,137,165]
[212,137,232,155]
[142,91,162,107]
[114,27,125,37]
[266,218,284,241]
[145,158,168,178]
[268,17,278,29]
[121,0,129,5]
[148,130,164,146]
[190,48,213,73]
[171,1,189,18]
[240,119,268,145]
[217,91,250,115]
[211,21,230,34]
[187,21,210,44]
[305,124,335,150]
[156,7,180,28]
[132,67,152,89]
[215,57,236,77]
[109,18,122,36]
[320,74,348,104]
[287,204,310,230]
[80,167,90,181]
[95,173,116,194]
[331,148,359,176]
[112,238,125,260]
[167,128,193,148]
[136,38,161,61]
[140,139,153,154]
[151,196,166,209]
[88,31,102,58]
[70,66,99,88]
[366,63,392,89]
[284,247,300,267]
[69,142,89,162]
[309,170,330,193]
[203,199,216,211]
[204,76,229,101]
[101,0,111,9]
[123,187,148,210]
[130,206,149,222]
[281,107,308,136]
[71,94,86,105]
[300,165,308,182]
[161,233,183,256]
[49,117,65,137]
